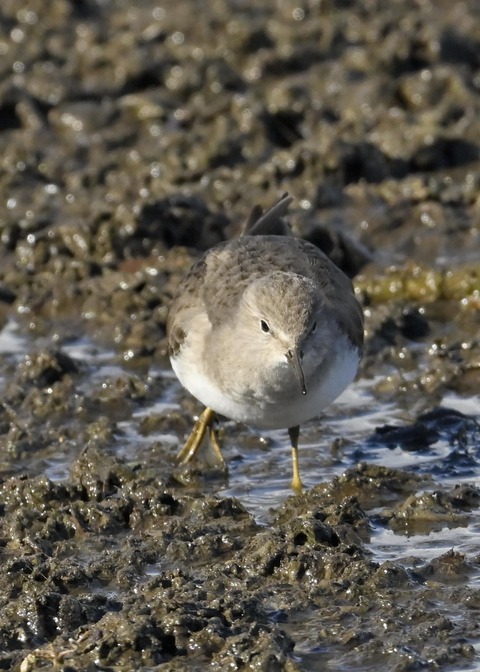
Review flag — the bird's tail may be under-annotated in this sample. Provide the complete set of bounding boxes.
[241,193,293,237]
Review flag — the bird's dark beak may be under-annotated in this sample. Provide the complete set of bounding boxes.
[286,347,307,395]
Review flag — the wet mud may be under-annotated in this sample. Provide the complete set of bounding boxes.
[0,0,480,670]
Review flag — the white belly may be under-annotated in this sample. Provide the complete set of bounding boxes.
[171,340,359,430]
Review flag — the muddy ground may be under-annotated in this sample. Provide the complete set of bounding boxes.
[0,0,480,670]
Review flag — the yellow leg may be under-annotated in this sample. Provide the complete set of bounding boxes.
[209,423,226,469]
[176,407,216,465]
[288,425,303,494]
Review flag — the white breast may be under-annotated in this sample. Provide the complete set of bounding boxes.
[170,333,359,430]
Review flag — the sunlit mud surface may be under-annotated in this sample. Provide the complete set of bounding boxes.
[0,0,480,670]
[1,317,479,671]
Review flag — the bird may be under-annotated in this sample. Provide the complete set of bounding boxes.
[167,194,364,492]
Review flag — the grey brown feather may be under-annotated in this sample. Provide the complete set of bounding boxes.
[167,195,364,490]
[168,197,363,359]
[167,194,363,495]
[241,193,293,237]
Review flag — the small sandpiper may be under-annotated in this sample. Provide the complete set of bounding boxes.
[167,194,364,492]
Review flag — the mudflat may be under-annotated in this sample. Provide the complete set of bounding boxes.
[0,1,479,670]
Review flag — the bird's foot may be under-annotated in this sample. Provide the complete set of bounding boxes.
[176,407,226,469]
[176,407,216,464]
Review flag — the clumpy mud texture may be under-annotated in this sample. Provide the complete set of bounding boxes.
[2,460,480,671]
[0,0,480,670]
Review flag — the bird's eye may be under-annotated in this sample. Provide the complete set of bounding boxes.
[311,321,317,333]
[260,319,270,333]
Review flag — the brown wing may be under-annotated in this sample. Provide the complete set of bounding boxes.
[294,238,364,350]
[167,257,207,357]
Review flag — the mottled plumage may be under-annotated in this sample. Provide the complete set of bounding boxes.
[167,195,364,491]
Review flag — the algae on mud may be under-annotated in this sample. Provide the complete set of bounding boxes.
[0,0,480,670]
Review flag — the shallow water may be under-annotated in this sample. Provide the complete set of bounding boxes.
[3,318,479,559]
